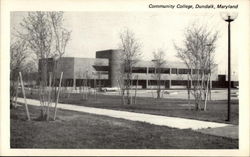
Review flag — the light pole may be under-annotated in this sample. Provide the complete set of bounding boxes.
[221,13,237,121]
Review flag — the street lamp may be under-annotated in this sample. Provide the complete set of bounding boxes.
[221,12,238,121]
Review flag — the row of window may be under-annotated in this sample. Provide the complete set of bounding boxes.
[60,79,211,88]
[94,66,211,75]
[124,67,211,74]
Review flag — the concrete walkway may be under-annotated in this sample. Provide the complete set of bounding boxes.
[16,98,238,139]
[198,125,238,139]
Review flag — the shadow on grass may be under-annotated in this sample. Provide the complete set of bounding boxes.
[10,104,238,149]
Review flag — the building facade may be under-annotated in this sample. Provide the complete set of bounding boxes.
[39,49,224,89]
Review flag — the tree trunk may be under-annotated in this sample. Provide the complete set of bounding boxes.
[53,72,63,120]
[13,79,20,108]
[204,75,210,111]
[134,76,138,104]
[46,72,52,121]
[19,72,31,121]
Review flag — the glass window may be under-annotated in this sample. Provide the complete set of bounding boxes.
[132,67,147,73]
[162,68,170,74]
[148,68,155,73]
[93,66,109,71]
[171,68,178,74]
[192,69,198,74]
[179,69,190,74]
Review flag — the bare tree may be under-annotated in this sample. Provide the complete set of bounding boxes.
[175,24,218,110]
[49,12,71,58]
[22,60,38,95]
[49,12,71,119]
[17,11,71,120]
[152,49,166,99]
[19,12,53,120]
[119,28,141,105]
[10,39,28,108]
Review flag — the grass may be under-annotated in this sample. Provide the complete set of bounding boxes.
[24,91,239,125]
[11,104,238,149]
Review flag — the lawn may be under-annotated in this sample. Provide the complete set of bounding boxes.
[24,90,239,125]
[11,104,238,149]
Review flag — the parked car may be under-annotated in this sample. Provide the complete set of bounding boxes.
[101,87,120,92]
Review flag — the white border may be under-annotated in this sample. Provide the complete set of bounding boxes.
[1,0,249,156]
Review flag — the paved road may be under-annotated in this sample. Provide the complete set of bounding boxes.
[16,97,238,139]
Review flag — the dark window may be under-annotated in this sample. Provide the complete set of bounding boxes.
[155,68,161,73]
[192,69,198,74]
[191,69,209,74]
[148,80,157,85]
[156,68,169,74]
[172,80,188,85]
[162,68,170,74]
[93,66,109,71]
[148,68,155,73]
[171,68,178,74]
[179,69,190,74]
[132,67,147,73]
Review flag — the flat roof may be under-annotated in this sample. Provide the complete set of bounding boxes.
[55,57,217,69]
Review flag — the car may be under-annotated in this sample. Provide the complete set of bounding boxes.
[101,87,120,92]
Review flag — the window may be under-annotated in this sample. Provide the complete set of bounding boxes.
[171,68,178,74]
[155,68,161,73]
[161,68,170,74]
[132,67,147,73]
[179,69,190,74]
[93,66,109,71]
[148,68,155,73]
[192,69,198,74]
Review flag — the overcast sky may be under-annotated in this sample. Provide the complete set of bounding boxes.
[11,11,240,75]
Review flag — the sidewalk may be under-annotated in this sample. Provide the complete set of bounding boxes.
[16,97,238,139]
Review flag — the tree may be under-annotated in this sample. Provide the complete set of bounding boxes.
[22,60,38,96]
[48,12,70,85]
[48,12,71,120]
[22,60,38,83]
[49,12,71,58]
[152,49,166,99]
[175,24,218,110]
[10,39,28,108]
[119,28,141,105]
[17,11,71,120]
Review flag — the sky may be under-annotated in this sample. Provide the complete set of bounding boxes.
[11,11,240,75]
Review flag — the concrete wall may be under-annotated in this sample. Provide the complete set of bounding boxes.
[74,58,96,79]
[109,50,123,87]
[96,49,123,87]
[57,57,75,79]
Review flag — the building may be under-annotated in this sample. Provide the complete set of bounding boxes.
[39,49,230,89]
